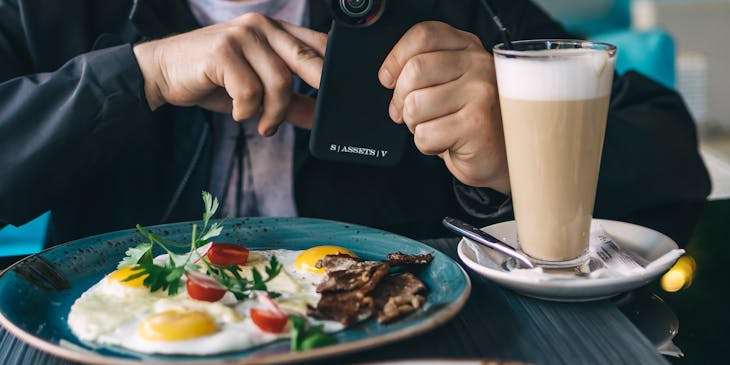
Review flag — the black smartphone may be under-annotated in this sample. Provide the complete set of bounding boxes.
[309,0,434,166]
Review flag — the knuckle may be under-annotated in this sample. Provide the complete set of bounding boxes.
[239,12,269,27]
[212,34,236,54]
[233,24,265,46]
[404,55,427,79]
[413,125,438,155]
[269,72,293,93]
[403,116,418,134]
[465,32,483,46]
[296,45,320,61]
[410,23,435,46]
[239,84,263,102]
[404,93,419,118]
[250,29,267,46]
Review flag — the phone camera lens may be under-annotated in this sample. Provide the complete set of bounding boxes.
[340,0,373,17]
[331,0,385,27]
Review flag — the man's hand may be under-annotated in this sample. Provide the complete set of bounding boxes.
[133,13,327,136]
[379,21,510,194]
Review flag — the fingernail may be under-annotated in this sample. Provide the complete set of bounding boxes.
[389,103,401,122]
[264,127,277,137]
[379,68,394,87]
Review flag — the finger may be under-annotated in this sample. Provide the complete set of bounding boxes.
[276,20,327,56]
[402,79,472,129]
[285,93,317,129]
[391,50,471,122]
[412,112,466,156]
[217,50,263,121]
[266,20,326,89]
[239,28,294,136]
[379,21,481,89]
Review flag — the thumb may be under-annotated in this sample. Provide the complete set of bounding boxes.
[285,93,317,129]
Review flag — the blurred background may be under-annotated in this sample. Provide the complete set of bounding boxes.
[534,0,730,200]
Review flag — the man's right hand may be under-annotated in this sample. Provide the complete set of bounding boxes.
[133,13,327,136]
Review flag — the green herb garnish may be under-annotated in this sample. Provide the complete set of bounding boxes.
[118,191,280,298]
[199,256,282,300]
[288,315,336,351]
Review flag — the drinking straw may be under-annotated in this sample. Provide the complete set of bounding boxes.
[479,0,513,49]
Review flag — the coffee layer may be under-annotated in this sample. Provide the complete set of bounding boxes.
[501,96,610,262]
[494,49,615,101]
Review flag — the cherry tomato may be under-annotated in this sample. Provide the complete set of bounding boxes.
[186,270,226,302]
[250,308,288,333]
[250,293,288,333]
[206,243,249,266]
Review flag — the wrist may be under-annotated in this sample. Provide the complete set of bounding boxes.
[133,41,165,111]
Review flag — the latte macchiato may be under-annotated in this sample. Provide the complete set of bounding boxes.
[494,43,616,264]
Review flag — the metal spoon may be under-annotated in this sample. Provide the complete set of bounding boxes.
[442,217,535,268]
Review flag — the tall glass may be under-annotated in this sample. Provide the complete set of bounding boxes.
[493,40,616,268]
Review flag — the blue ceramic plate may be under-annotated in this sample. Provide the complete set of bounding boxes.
[0,217,470,364]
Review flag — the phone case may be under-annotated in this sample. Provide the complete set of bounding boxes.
[310,0,434,166]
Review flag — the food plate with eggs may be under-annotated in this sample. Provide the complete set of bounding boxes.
[0,217,470,364]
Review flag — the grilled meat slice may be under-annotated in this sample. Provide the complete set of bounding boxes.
[308,290,374,326]
[311,252,432,326]
[372,272,428,324]
[316,260,390,293]
[387,252,433,266]
[315,253,362,273]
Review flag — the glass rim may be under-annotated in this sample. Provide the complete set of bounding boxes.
[493,39,617,58]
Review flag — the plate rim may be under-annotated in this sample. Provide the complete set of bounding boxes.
[0,217,472,364]
[457,218,679,301]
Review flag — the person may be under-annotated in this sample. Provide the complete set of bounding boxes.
[0,0,711,248]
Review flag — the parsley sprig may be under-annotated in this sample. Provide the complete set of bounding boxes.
[199,256,282,300]
[289,315,336,351]
[118,191,280,298]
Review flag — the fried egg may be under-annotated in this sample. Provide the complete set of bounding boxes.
[67,246,355,355]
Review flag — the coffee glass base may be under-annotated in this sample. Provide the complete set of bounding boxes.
[516,250,591,269]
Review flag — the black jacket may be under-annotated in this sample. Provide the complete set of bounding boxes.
[0,0,711,246]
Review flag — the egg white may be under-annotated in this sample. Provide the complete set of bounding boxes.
[67,248,344,355]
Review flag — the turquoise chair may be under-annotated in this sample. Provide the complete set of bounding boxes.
[591,28,675,89]
[0,212,49,257]
[536,0,676,89]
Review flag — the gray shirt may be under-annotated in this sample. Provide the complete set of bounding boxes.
[188,0,308,217]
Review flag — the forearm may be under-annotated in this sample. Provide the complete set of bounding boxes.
[0,44,154,225]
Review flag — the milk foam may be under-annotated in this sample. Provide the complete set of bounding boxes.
[494,49,615,101]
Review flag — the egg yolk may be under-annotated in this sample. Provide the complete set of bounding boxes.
[295,245,356,274]
[108,266,148,287]
[138,310,217,341]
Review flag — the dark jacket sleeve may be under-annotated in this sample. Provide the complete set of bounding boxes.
[0,1,154,227]
[454,0,711,224]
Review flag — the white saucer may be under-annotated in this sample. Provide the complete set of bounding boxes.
[457,219,681,302]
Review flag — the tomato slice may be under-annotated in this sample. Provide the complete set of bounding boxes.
[186,270,226,302]
[206,243,249,266]
[250,293,288,333]
[250,308,288,333]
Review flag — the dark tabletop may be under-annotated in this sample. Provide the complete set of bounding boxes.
[2,199,728,365]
